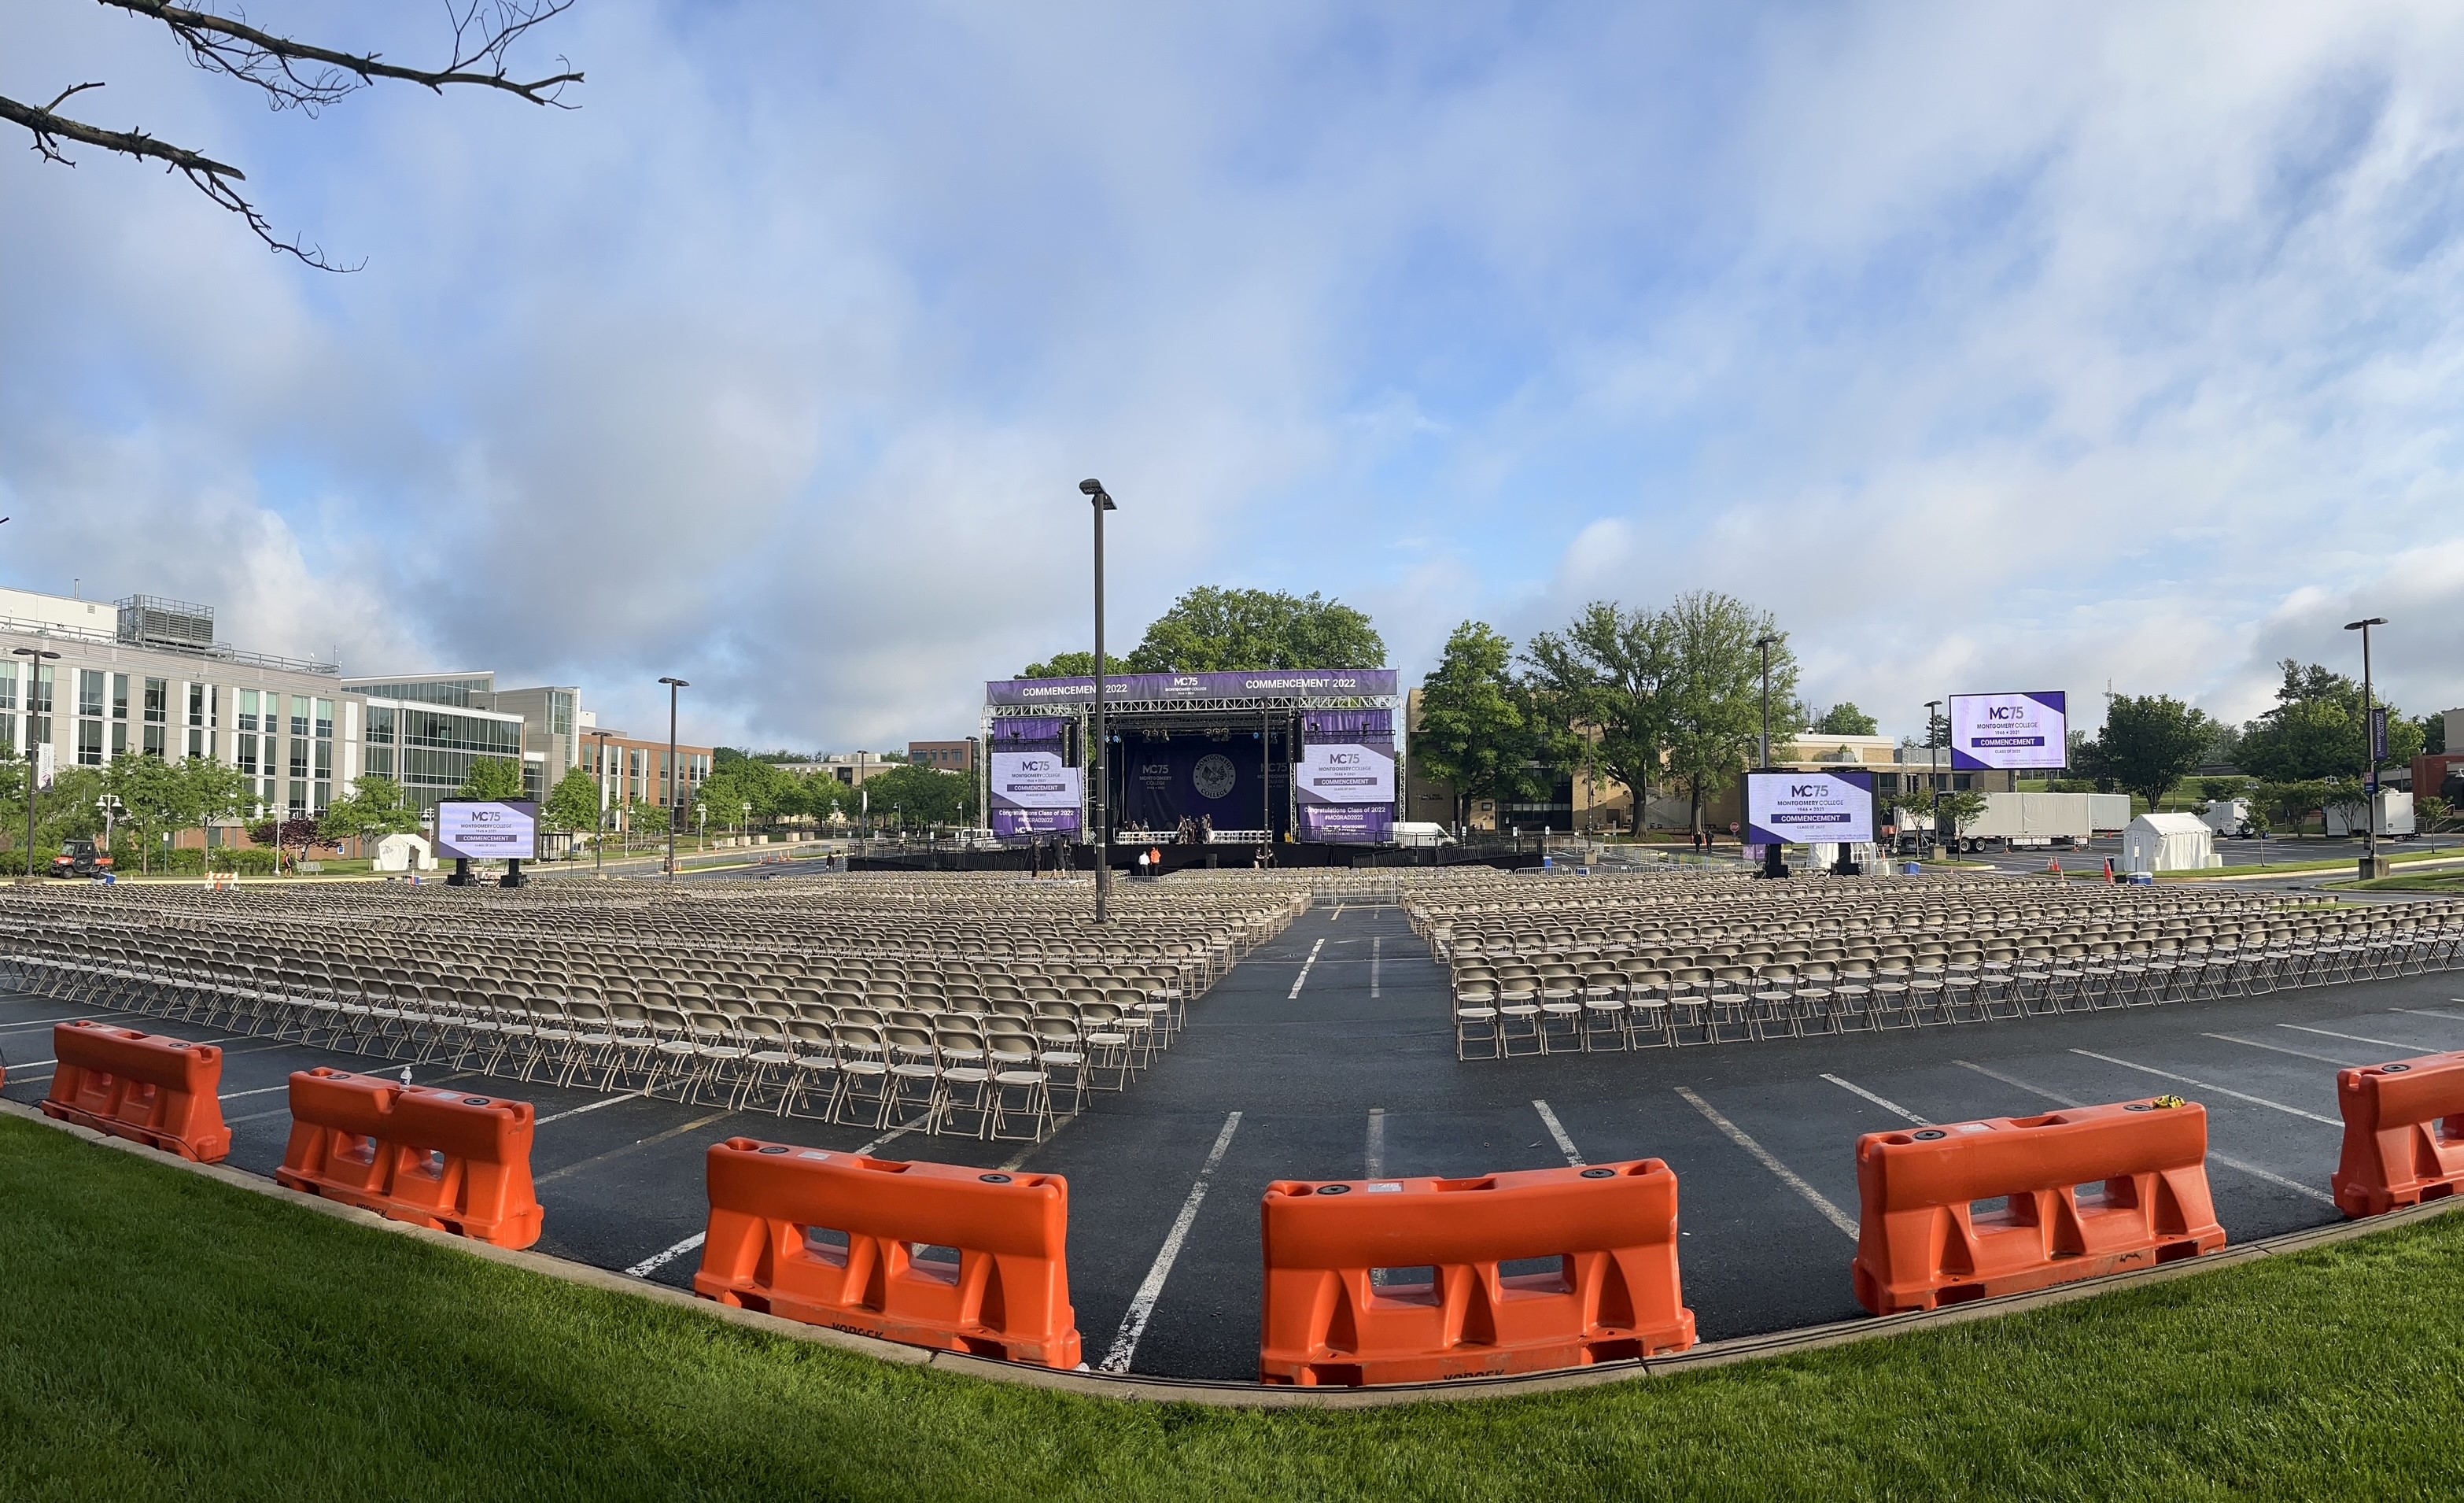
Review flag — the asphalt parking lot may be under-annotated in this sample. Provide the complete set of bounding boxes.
[9,890,2462,1383]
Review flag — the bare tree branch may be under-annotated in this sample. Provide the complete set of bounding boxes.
[97,0,585,112]
[1,89,359,270]
[2,2,581,270]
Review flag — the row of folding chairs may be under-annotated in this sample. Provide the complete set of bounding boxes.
[1450,926,2464,1058]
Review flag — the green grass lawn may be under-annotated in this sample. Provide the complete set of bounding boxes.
[9,1113,2464,1501]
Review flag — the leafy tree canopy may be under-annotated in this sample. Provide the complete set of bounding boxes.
[1020,587,1384,678]
[453,757,527,802]
[2075,695,2213,811]
[1521,604,1670,834]
[539,769,604,835]
[858,763,978,826]
[2238,659,2424,782]
[1418,621,1551,827]
[1811,702,1879,737]
[321,774,424,844]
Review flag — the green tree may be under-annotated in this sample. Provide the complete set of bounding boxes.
[539,769,605,837]
[1935,788,1990,843]
[1812,702,1879,736]
[2252,779,2330,840]
[453,757,527,802]
[1415,621,1550,831]
[625,797,670,846]
[859,763,976,828]
[694,759,794,834]
[2418,794,2457,833]
[102,752,192,874]
[2422,715,2449,755]
[2239,660,2425,783]
[319,774,423,848]
[2322,776,2376,836]
[1021,652,1097,678]
[1660,593,1796,838]
[779,772,856,828]
[2075,695,2213,811]
[1132,587,1385,673]
[1522,603,1671,836]
[2197,777,2251,805]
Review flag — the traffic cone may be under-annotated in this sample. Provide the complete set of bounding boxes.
[2103,858,2115,883]
[2048,857,2062,876]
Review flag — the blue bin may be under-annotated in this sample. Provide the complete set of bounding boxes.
[1902,862,1923,876]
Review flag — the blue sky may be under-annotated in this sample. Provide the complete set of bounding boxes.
[7,2,2464,750]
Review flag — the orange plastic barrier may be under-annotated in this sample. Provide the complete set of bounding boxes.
[1259,1160,1695,1387]
[1853,1099,2224,1314]
[275,1068,542,1249]
[39,1022,231,1162]
[2332,1052,2464,1217]
[693,1139,1081,1368]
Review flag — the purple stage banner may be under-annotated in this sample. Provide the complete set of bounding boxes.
[1300,708,1392,741]
[987,669,1396,706]
[1300,805,1393,842]
[993,717,1068,744]
[991,808,1081,837]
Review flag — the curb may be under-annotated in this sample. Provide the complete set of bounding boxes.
[6,1094,2459,1410]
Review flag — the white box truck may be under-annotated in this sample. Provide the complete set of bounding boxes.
[2198,799,2252,839]
[2087,793,2131,833]
[1949,792,2096,851]
[2326,789,2414,838]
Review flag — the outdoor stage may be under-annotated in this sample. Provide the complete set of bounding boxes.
[978,667,1407,852]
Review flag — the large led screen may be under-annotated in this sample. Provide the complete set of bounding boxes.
[435,800,539,861]
[1743,770,1876,846]
[1949,691,2069,770]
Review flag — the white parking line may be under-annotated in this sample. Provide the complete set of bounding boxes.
[625,1232,706,1279]
[1371,936,1381,999]
[2208,1032,2362,1066]
[1531,1099,1584,1165]
[2278,1023,2418,1053]
[1675,1086,1856,1239]
[1100,1110,1241,1375]
[2070,1049,2340,1127]
[1821,1073,1929,1124]
[1365,1107,1385,1177]
[218,1084,293,1101]
[857,1120,924,1158]
[1286,940,1326,999]
[995,1113,1067,1173]
[534,1089,651,1126]
[2392,1008,2464,1025]
[1956,1059,2334,1206]
[0,1013,122,1036]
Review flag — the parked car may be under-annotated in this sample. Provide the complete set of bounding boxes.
[50,840,113,878]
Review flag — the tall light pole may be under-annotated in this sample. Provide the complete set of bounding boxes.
[590,726,622,876]
[658,678,688,881]
[1754,634,1779,769]
[14,647,60,882]
[1080,478,1117,924]
[1925,698,1944,862]
[2345,616,2388,879]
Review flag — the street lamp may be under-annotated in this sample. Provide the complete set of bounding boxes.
[658,677,688,881]
[1080,478,1117,924]
[13,647,59,882]
[1754,634,1779,770]
[589,726,623,877]
[1925,698,1945,862]
[2345,616,2389,879]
